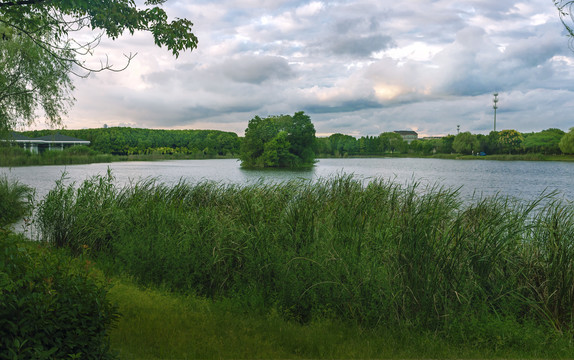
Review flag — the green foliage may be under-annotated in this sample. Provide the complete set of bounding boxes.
[316,127,572,158]
[523,128,565,154]
[327,133,358,156]
[36,172,574,345]
[0,31,73,130]
[0,233,119,359]
[498,129,524,154]
[0,0,197,58]
[379,131,407,153]
[0,177,33,228]
[0,144,115,167]
[453,131,479,154]
[559,127,574,154]
[240,112,316,168]
[21,127,241,156]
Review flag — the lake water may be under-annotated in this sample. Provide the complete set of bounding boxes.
[1,158,573,203]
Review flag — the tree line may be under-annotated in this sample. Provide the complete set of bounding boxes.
[16,125,574,159]
[21,128,241,157]
[316,128,574,157]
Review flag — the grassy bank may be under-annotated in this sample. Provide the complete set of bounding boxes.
[108,276,573,359]
[35,172,574,354]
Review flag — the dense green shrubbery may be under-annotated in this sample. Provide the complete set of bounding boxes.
[0,232,119,360]
[0,176,33,227]
[36,173,574,345]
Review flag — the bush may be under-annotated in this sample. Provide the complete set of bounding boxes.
[0,233,119,359]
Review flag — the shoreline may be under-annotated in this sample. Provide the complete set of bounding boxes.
[2,152,574,168]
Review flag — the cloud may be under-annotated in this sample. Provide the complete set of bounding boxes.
[42,0,574,138]
[219,55,294,84]
[328,34,395,57]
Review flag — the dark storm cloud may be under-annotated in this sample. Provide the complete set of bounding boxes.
[219,55,294,84]
[305,99,383,114]
[328,34,395,57]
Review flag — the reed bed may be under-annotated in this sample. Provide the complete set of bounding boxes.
[36,172,574,343]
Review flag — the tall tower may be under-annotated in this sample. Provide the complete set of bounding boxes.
[493,93,499,132]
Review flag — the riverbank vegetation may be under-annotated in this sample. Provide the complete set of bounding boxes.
[28,172,574,357]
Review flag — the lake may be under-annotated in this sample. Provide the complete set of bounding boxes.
[1,158,573,203]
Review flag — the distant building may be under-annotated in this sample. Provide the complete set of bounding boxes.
[5,132,90,154]
[394,130,418,144]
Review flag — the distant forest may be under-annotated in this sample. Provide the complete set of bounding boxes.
[22,128,241,156]
[20,126,573,157]
[317,128,569,156]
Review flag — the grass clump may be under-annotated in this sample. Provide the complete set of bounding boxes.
[36,172,574,353]
[0,176,33,228]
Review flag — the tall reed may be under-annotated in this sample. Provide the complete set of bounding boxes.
[36,172,574,341]
[0,176,33,227]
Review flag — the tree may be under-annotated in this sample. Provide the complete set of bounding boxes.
[498,129,524,154]
[0,31,73,135]
[379,132,407,154]
[287,111,316,164]
[452,132,479,155]
[556,1,574,51]
[329,133,357,156]
[559,127,574,154]
[522,128,565,154]
[0,0,198,132]
[240,112,316,168]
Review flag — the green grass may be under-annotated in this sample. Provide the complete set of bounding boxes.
[35,173,574,356]
[108,276,574,359]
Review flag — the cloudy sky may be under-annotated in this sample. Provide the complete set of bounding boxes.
[41,0,574,137]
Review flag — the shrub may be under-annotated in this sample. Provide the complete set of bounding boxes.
[0,233,119,359]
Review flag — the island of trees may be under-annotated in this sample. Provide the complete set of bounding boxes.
[239,111,316,168]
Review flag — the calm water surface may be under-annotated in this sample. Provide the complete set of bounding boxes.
[1,158,573,202]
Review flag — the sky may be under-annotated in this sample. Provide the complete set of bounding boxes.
[35,0,574,137]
